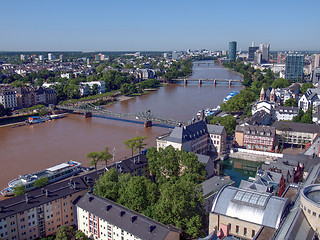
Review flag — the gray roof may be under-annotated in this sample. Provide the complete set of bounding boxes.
[244,125,276,137]
[274,106,299,114]
[0,170,105,219]
[272,121,320,134]
[202,176,234,197]
[196,154,211,164]
[207,124,225,135]
[244,110,271,126]
[166,121,208,144]
[211,186,290,229]
[76,193,181,240]
[107,154,148,174]
[239,180,269,193]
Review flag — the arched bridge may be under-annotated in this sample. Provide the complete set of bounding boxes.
[56,103,183,128]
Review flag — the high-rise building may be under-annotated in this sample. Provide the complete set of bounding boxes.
[38,55,43,61]
[172,51,178,60]
[259,43,270,63]
[254,51,262,64]
[311,54,320,69]
[285,53,305,81]
[229,41,237,61]
[48,53,54,61]
[248,46,259,61]
[20,54,25,61]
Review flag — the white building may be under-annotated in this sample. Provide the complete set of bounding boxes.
[76,193,181,240]
[207,124,227,154]
[274,106,299,121]
[48,53,54,61]
[79,81,106,96]
[0,88,17,109]
[298,89,318,112]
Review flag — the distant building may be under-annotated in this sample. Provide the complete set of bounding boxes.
[0,87,17,109]
[207,124,227,155]
[172,51,178,60]
[228,41,237,61]
[254,50,263,64]
[285,53,304,81]
[38,55,43,61]
[48,53,54,61]
[76,193,181,240]
[311,54,320,69]
[259,43,270,63]
[20,54,25,61]
[79,81,106,96]
[248,46,259,61]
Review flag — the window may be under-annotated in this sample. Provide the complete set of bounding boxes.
[236,225,239,233]
[313,212,316,217]
[244,228,247,236]
[252,230,255,237]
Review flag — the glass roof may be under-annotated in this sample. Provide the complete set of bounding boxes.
[233,189,269,207]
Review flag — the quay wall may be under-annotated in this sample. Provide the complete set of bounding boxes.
[230,148,283,162]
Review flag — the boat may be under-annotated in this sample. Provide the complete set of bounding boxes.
[223,91,238,103]
[1,160,82,197]
[49,113,65,119]
[197,106,221,119]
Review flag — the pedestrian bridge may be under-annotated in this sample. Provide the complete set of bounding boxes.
[56,103,183,128]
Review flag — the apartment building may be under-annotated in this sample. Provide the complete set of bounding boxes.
[156,121,212,155]
[207,124,227,155]
[76,193,181,240]
[0,170,104,240]
[0,87,17,109]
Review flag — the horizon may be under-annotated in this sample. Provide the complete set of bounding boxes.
[1,0,320,51]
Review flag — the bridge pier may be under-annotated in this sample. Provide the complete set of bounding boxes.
[144,120,152,128]
[229,80,232,87]
[199,80,202,86]
[84,112,92,118]
[184,79,187,85]
[214,79,216,87]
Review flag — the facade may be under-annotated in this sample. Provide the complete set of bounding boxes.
[285,53,304,81]
[272,121,320,147]
[274,106,299,121]
[156,121,212,155]
[44,88,57,104]
[209,186,290,240]
[79,81,106,96]
[15,87,35,108]
[0,87,17,109]
[259,43,270,63]
[228,41,237,61]
[248,46,259,61]
[298,89,318,112]
[0,170,104,240]
[76,193,181,240]
[300,184,320,236]
[207,125,227,155]
[243,125,276,152]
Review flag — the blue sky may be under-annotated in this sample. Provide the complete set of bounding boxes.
[1,0,319,51]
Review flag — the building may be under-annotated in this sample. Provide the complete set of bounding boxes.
[209,186,290,240]
[107,154,149,178]
[254,50,263,64]
[299,89,318,112]
[274,106,299,121]
[79,81,106,96]
[243,125,276,152]
[48,53,54,61]
[228,41,237,61]
[44,88,57,105]
[248,46,259,61]
[285,53,304,81]
[259,43,270,63]
[172,51,178,60]
[156,121,212,155]
[0,87,17,109]
[207,125,227,155]
[272,121,320,147]
[75,193,181,240]
[311,54,320,69]
[0,170,104,240]
[15,87,35,108]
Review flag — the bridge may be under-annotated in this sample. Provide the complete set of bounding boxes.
[171,78,243,86]
[56,103,183,128]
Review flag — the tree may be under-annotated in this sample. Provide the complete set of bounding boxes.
[301,82,315,94]
[272,78,290,89]
[210,114,237,136]
[134,136,148,154]
[284,98,297,107]
[55,225,76,240]
[123,136,147,157]
[93,168,120,201]
[87,152,101,170]
[101,147,113,167]
[75,230,91,240]
[33,177,49,188]
[13,185,26,196]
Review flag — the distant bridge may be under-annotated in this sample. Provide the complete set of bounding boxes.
[171,78,243,86]
[56,103,183,128]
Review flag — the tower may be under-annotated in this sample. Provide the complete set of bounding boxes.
[285,53,304,81]
[260,87,265,101]
[270,88,276,103]
[229,41,237,61]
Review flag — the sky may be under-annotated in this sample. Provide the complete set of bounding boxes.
[1,0,319,52]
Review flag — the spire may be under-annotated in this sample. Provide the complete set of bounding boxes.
[260,87,265,101]
[270,88,275,102]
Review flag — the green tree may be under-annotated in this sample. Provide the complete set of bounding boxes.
[13,185,27,196]
[55,225,76,240]
[272,78,290,89]
[284,98,297,107]
[75,230,91,240]
[134,136,148,154]
[101,147,113,167]
[301,82,315,94]
[33,177,49,188]
[87,152,101,170]
[123,137,140,157]
[300,108,313,123]
[93,168,120,201]
[293,109,304,122]
[210,114,237,135]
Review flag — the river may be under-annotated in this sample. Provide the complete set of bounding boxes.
[0,61,243,192]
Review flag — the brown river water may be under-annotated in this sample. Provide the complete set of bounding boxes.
[0,61,242,193]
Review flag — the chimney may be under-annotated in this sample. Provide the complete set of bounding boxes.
[25,193,29,203]
[45,189,49,197]
[120,211,125,217]
[88,196,94,202]
[149,225,156,233]
[106,205,112,211]
[131,216,137,223]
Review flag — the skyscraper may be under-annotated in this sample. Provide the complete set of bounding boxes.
[285,53,304,81]
[248,46,259,61]
[259,43,270,63]
[229,41,237,61]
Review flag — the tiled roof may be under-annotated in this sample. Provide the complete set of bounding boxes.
[272,121,320,134]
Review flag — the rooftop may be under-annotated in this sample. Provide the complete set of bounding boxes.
[272,121,320,134]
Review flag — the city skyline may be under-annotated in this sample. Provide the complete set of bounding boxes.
[1,0,320,52]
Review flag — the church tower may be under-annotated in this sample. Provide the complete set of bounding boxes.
[270,88,276,103]
[260,87,265,101]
